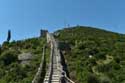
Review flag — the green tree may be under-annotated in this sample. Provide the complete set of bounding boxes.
[7,30,11,42]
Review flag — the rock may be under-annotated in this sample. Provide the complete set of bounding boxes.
[18,52,33,65]
[18,52,33,60]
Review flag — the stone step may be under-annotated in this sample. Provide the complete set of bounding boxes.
[51,78,60,81]
[45,74,59,77]
[51,79,60,83]
[44,77,60,83]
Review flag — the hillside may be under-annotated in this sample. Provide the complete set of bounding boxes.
[54,26,125,83]
[0,26,124,83]
[0,37,47,83]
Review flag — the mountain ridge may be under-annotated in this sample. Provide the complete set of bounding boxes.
[0,25,124,83]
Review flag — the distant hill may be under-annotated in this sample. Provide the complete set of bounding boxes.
[54,26,125,83]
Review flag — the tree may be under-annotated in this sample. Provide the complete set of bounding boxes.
[7,30,11,42]
[0,45,1,54]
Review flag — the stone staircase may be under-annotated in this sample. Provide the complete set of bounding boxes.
[44,45,60,83]
[32,32,75,83]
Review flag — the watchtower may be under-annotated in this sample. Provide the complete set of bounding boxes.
[40,29,48,37]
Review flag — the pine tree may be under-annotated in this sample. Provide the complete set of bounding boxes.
[7,30,11,42]
[0,44,1,54]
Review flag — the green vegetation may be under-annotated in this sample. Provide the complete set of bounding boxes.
[0,37,46,83]
[0,26,124,83]
[55,26,125,83]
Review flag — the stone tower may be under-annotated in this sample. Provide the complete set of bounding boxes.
[40,29,48,37]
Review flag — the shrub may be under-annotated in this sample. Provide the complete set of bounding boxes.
[99,76,111,83]
[87,73,99,83]
[0,50,18,65]
[96,64,111,72]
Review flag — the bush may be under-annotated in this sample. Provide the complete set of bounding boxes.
[96,64,111,72]
[113,62,121,70]
[114,56,121,63]
[88,57,97,66]
[0,50,18,65]
[87,73,99,83]
[99,76,111,83]
[95,52,106,60]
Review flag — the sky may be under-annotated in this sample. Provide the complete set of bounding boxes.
[0,0,125,44]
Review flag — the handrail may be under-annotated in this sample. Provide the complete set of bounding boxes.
[65,76,75,83]
[32,46,46,83]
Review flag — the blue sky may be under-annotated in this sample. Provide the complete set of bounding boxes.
[0,0,125,44]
